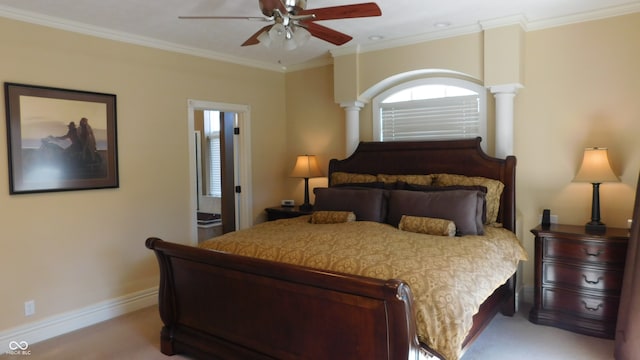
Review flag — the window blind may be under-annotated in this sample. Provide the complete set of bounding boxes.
[207,132,222,197]
[380,95,480,141]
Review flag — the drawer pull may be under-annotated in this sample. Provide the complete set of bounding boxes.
[582,300,603,312]
[582,275,603,285]
[583,248,603,257]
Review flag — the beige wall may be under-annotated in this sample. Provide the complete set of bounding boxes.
[516,13,640,282]
[0,17,288,331]
[286,12,640,287]
[357,33,485,95]
[284,65,343,203]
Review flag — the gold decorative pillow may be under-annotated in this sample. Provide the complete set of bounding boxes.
[377,174,434,186]
[398,215,456,237]
[433,173,504,225]
[330,172,377,186]
[310,211,356,224]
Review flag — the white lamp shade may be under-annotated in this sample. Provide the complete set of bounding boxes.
[574,147,619,183]
[290,155,323,178]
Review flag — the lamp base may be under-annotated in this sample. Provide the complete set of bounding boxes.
[298,177,313,213]
[585,221,606,233]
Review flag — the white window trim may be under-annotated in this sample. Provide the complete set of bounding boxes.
[372,77,487,151]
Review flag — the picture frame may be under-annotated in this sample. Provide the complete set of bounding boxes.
[4,83,118,194]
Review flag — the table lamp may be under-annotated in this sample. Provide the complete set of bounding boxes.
[290,155,323,211]
[573,147,619,232]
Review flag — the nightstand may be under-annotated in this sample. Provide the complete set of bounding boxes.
[265,206,313,221]
[529,224,629,338]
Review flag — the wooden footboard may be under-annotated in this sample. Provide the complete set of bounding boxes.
[146,237,427,360]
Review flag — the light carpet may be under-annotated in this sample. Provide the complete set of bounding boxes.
[462,301,615,360]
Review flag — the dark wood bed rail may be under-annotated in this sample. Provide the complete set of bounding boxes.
[146,237,426,359]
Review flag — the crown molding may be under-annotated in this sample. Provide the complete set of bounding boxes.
[331,23,483,58]
[0,5,286,73]
[526,2,640,31]
[479,14,529,31]
[281,55,333,72]
[332,3,640,59]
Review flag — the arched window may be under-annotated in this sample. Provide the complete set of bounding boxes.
[372,77,487,150]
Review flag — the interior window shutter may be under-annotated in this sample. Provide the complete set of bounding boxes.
[380,95,480,141]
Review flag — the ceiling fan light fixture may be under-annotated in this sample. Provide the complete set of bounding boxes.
[292,26,310,45]
[283,34,298,51]
[281,26,309,51]
[269,23,286,42]
[261,23,310,51]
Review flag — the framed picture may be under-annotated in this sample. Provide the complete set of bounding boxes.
[4,83,118,194]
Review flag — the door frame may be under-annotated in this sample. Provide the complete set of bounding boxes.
[187,99,253,245]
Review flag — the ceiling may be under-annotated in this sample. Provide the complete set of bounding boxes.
[0,0,639,71]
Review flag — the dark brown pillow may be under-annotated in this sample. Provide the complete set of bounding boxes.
[313,188,387,223]
[387,189,485,235]
[397,182,488,224]
[433,174,504,225]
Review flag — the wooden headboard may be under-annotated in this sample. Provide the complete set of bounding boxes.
[328,138,517,232]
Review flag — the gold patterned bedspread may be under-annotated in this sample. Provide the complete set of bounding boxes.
[199,216,527,360]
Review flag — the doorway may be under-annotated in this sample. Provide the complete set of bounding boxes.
[194,110,235,237]
[187,100,253,245]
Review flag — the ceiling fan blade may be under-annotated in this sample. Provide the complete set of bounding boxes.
[298,2,381,21]
[241,24,273,46]
[304,22,352,46]
[179,16,269,21]
[259,0,289,17]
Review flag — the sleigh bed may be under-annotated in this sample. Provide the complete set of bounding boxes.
[146,138,526,360]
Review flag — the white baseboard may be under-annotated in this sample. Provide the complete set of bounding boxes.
[0,287,158,348]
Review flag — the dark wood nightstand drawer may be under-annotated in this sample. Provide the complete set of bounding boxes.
[542,262,624,292]
[543,237,627,264]
[542,287,620,321]
[530,224,629,338]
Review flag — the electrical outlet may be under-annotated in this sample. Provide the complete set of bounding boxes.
[24,300,35,317]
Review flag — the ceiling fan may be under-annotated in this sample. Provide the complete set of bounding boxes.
[179,0,382,49]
